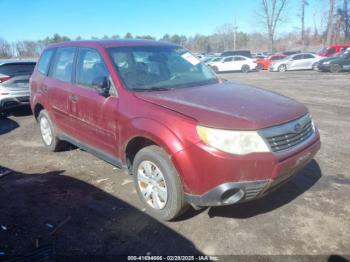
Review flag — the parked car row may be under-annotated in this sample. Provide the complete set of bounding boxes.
[2,45,350,115]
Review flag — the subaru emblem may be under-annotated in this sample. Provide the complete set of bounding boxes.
[294,123,302,133]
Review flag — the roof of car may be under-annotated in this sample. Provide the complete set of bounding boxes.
[47,39,178,49]
[0,59,36,66]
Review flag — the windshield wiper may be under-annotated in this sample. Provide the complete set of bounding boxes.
[131,87,173,92]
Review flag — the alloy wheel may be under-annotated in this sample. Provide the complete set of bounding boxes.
[40,117,53,146]
[137,160,168,210]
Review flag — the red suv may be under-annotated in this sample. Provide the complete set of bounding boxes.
[30,40,321,221]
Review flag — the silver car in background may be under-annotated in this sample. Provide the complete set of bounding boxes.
[269,53,322,72]
[0,60,36,113]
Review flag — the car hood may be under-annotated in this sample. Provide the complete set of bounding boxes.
[319,57,339,64]
[135,81,308,130]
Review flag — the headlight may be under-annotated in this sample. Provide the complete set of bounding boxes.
[196,126,270,155]
[323,61,330,65]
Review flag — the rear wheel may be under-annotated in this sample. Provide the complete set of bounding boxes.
[38,110,66,152]
[278,64,287,72]
[330,64,342,73]
[133,145,187,221]
[241,65,250,73]
[312,62,319,71]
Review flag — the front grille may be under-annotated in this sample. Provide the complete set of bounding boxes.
[260,114,315,153]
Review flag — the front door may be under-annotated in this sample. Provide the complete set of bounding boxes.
[288,54,305,70]
[70,47,120,157]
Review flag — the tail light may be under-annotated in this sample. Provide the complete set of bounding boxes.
[0,74,11,83]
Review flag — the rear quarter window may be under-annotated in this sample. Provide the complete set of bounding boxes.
[0,63,36,77]
[38,49,55,75]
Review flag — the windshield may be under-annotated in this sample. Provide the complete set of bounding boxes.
[340,51,350,59]
[108,46,218,91]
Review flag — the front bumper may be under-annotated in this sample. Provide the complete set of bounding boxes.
[317,64,331,71]
[174,132,321,207]
[269,65,277,72]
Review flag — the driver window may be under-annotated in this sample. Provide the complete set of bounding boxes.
[224,57,233,62]
[293,55,304,60]
[76,48,109,88]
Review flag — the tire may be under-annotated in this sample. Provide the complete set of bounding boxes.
[256,64,263,71]
[241,64,250,73]
[312,62,319,71]
[38,110,66,152]
[211,66,219,73]
[278,64,287,72]
[330,64,342,73]
[133,145,187,221]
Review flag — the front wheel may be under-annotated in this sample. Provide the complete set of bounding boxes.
[133,145,187,221]
[312,62,319,71]
[241,64,250,73]
[256,64,263,71]
[330,64,342,73]
[278,64,287,72]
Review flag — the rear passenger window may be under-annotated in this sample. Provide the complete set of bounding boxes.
[76,48,109,87]
[234,57,245,61]
[38,49,54,75]
[50,47,76,83]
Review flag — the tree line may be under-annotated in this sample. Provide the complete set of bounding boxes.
[0,0,349,58]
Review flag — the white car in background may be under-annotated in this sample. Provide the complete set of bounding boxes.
[209,56,257,73]
[269,53,322,72]
[204,56,221,65]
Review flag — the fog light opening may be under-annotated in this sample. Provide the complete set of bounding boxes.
[221,188,245,204]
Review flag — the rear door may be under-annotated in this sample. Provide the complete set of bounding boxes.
[221,57,234,71]
[45,47,77,135]
[233,56,247,70]
[70,47,119,156]
[301,54,316,69]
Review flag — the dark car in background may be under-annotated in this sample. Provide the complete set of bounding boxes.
[221,50,252,58]
[0,60,36,113]
[317,48,350,73]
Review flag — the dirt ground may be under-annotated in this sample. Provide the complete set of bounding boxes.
[0,70,349,259]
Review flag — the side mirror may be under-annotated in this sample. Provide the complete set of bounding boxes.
[92,76,110,97]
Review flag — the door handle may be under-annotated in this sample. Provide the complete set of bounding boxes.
[42,85,48,92]
[69,95,78,102]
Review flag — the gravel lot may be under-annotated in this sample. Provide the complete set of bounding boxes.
[0,70,349,259]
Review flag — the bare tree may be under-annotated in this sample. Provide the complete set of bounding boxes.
[259,0,288,52]
[342,0,350,40]
[0,38,12,58]
[326,0,335,46]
